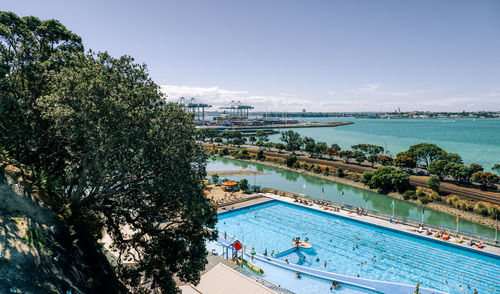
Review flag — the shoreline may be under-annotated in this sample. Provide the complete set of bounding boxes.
[221,156,497,228]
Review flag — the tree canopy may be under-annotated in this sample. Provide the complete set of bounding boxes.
[1,12,216,293]
[280,130,302,153]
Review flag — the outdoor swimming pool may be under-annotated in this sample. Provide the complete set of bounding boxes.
[216,201,500,294]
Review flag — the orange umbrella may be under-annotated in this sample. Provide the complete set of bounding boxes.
[203,190,210,195]
[222,181,238,186]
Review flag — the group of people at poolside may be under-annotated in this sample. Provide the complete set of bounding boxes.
[293,197,342,212]
[405,225,487,249]
[355,207,366,216]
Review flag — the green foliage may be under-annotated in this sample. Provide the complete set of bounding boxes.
[286,155,297,168]
[336,167,345,178]
[437,150,463,164]
[415,188,424,198]
[303,137,316,155]
[330,143,341,152]
[488,205,500,219]
[470,172,499,188]
[402,190,416,200]
[364,166,410,193]
[428,160,448,180]
[419,196,432,204]
[393,155,416,170]
[275,143,286,152]
[257,150,265,160]
[474,202,489,216]
[315,142,328,158]
[427,175,440,192]
[444,162,470,182]
[220,147,229,156]
[430,191,441,202]
[492,164,500,175]
[211,174,219,184]
[377,155,394,166]
[198,128,218,142]
[468,163,483,175]
[446,195,460,206]
[24,228,45,248]
[280,130,302,153]
[256,130,269,145]
[351,144,384,157]
[353,151,366,164]
[338,150,354,163]
[362,172,373,184]
[0,12,217,293]
[238,179,249,192]
[404,143,443,166]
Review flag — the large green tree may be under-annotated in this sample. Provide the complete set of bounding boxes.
[403,143,443,167]
[1,12,217,293]
[363,167,410,193]
[280,130,302,153]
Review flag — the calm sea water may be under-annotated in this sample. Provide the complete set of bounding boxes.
[266,117,500,171]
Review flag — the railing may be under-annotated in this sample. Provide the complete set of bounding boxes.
[260,187,500,247]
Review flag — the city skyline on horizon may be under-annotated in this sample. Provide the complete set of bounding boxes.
[4,0,500,112]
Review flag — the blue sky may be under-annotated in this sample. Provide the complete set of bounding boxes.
[5,0,500,111]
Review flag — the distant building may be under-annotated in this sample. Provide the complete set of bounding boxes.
[302,109,306,114]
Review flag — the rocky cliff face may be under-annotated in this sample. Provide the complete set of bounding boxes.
[0,163,123,294]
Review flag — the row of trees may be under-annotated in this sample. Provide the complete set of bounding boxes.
[0,12,215,293]
[278,133,499,189]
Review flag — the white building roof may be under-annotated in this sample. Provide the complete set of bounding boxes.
[181,263,275,294]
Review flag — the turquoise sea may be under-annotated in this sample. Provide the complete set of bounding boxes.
[267,117,500,171]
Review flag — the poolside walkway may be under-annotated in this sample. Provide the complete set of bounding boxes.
[263,193,500,258]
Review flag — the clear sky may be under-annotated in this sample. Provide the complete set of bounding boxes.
[5,0,500,112]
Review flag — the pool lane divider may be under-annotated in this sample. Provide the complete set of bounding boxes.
[217,236,444,294]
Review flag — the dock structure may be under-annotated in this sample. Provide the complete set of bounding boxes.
[227,121,353,130]
[220,100,254,119]
[179,97,212,124]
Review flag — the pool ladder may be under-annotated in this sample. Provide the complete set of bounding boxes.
[234,267,296,294]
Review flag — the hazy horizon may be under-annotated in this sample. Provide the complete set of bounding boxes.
[5,0,500,112]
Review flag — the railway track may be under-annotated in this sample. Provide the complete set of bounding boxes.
[207,144,500,205]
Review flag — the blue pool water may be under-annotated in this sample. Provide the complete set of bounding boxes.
[217,201,500,294]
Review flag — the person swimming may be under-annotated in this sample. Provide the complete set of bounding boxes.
[316,257,320,262]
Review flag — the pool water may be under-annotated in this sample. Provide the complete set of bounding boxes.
[207,242,372,294]
[217,201,500,294]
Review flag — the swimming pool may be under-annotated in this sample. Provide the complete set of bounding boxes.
[216,201,500,294]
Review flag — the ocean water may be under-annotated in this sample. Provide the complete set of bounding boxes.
[266,117,500,171]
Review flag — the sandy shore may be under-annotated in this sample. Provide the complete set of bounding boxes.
[225,156,497,228]
[207,170,266,177]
